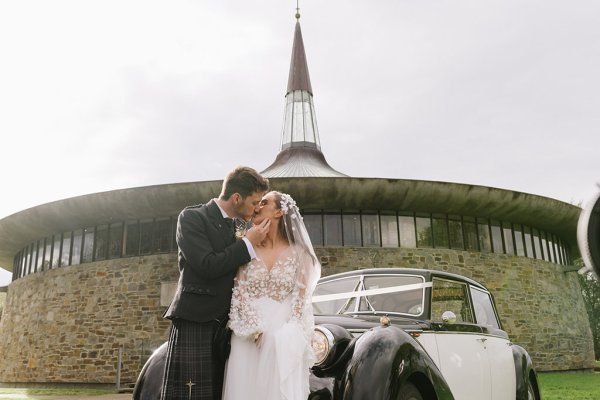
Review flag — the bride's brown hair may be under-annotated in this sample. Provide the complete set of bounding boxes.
[269,191,296,244]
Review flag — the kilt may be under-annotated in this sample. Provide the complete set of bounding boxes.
[160,319,225,400]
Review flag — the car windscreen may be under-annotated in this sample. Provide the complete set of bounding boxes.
[312,276,361,315]
[312,274,425,316]
[358,275,425,316]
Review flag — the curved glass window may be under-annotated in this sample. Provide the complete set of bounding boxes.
[490,220,503,254]
[324,213,342,246]
[448,216,464,250]
[342,213,361,246]
[11,211,573,281]
[432,214,449,249]
[380,214,399,248]
[478,218,491,253]
[502,222,515,255]
[71,230,82,266]
[514,226,525,257]
[399,214,416,248]
[51,236,61,268]
[361,213,380,247]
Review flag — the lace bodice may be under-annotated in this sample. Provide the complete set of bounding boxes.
[229,246,315,340]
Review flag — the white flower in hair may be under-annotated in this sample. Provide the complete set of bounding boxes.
[280,193,298,215]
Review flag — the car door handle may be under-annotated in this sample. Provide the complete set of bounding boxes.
[476,338,487,343]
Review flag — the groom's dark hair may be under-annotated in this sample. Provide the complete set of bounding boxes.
[220,166,269,200]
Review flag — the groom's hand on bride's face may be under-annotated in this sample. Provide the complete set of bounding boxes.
[246,219,270,246]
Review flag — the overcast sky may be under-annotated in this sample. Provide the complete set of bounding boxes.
[0,0,599,282]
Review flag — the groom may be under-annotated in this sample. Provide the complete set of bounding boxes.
[161,166,270,400]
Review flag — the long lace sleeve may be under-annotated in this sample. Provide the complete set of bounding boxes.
[228,266,263,340]
[289,248,319,339]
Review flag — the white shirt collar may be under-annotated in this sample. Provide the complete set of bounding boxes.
[214,198,232,219]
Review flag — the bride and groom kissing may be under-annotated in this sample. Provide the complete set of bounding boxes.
[160,166,320,400]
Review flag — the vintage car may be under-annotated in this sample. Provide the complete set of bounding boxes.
[308,268,540,400]
[133,268,541,400]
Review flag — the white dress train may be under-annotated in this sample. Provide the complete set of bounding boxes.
[223,246,316,400]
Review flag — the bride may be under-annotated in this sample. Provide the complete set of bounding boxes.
[223,191,321,400]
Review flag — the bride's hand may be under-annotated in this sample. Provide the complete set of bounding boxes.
[246,219,270,247]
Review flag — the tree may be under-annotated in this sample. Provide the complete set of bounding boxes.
[579,266,600,359]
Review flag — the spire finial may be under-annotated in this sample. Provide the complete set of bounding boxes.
[295,0,300,20]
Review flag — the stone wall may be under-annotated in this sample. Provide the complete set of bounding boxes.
[0,255,179,384]
[0,248,594,384]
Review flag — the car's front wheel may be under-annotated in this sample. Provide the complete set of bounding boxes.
[397,382,423,400]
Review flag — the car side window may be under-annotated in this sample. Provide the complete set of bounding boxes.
[431,278,474,323]
[470,287,501,329]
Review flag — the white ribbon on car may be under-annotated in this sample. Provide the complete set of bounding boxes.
[311,282,433,303]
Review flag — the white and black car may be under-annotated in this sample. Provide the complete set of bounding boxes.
[309,268,541,400]
[133,268,541,400]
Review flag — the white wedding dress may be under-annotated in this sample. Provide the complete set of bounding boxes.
[223,246,316,400]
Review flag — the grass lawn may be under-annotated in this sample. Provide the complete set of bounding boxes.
[538,371,600,400]
[1,372,599,399]
[0,388,115,399]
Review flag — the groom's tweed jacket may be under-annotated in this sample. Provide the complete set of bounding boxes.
[163,199,251,323]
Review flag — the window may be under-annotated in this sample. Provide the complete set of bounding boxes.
[35,240,44,272]
[342,213,361,246]
[361,275,425,316]
[31,243,38,273]
[470,287,500,329]
[154,218,171,253]
[323,213,342,246]
[139,219,154,255]
[82,227,95,263]
[52,235,61,268]
[502,222,515,255]
[361,213,380,247]
[94,225,108,261]
[532,229,542,260]
[71,230,82,265]
[21,249,28,277]
[463,217,478,251]
[540,231,549,261]
[398,214,416,248]
[490,220,503,254]
[415,214,433,248]
[546,236,555,263]
[61,232,72,266]
[109,223,124,259]
[523,226,534,259]
[380,214,399,247]
[432,214,449,248]
[514,225,525,257]
[124,221,140,257]
[448,216,464,250]
[431,278,474,323]
[477,218,491,253]
[304,214,323,246]
[312,276,360,315]
[552,238,561,264]
[43,238,52,270]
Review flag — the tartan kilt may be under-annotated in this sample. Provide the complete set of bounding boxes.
[161,319,225,400]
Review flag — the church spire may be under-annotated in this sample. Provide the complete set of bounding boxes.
[261,10,347,178]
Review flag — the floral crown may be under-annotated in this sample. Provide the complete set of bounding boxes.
[280,193,298,215]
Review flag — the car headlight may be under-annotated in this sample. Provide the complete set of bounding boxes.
[312,326,335,366]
